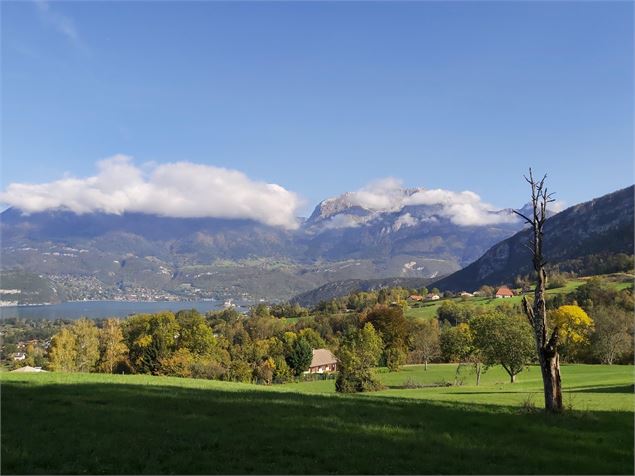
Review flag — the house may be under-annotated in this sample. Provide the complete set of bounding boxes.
[12,352,26,361]
[408,295,424,302]
[495,286,514,298]
[307,348,337,374]
[426,293,440,301]
[460,292,473,297]
[10,366,47,373]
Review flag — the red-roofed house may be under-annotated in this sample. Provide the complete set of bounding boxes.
[495,286,514,298]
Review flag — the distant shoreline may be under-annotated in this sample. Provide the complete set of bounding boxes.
[1,298,221,308]
[0,299,249,320]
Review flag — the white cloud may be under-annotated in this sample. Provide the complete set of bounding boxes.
[322,214,364,230]
[404,189,517,226]
[345,177,407,212]
[329,178,518,227]
[0,155,302,229]
[550,200,567,214]
[393,213,418,231]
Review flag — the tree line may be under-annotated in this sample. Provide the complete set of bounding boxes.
[9,275,632,393]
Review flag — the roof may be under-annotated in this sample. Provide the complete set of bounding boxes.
[10,366,47,373]
[495,286,514,297]
[309,348,337,368]
[408,295,424,301]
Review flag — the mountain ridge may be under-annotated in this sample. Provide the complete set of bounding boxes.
[3,184,617,304]
[430,185,635,292]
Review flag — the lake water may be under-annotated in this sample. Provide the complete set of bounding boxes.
[0,300,249,320]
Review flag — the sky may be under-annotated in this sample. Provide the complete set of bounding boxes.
[2,0,633,226]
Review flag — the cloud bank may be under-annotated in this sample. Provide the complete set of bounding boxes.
[333,178,519,227]
[1,155,302,229]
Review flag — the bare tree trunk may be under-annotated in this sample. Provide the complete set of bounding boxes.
[515,169,564,413]
[424,359,428,371]
[539,345,562,409]
[475,363,482,386]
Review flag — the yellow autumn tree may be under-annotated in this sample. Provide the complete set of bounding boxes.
[48,328,78,372]
[98,319,129,373]
[548,305,594,360]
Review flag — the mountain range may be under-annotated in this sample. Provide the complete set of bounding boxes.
[432,185,634,292]
[292,185,634,305]
[0,186,529,304]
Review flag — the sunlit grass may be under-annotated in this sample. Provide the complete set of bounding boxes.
[2,364,632,474]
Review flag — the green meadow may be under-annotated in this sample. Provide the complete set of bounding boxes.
[2,364,633,474]
[404,275,634,321]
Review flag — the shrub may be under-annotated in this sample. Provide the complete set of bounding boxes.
[385,346,406,372]
[254,357,275,385]
[190,356,226,380]
[547,273,567,289]
[159,348,194,378]
[272,356,293,384]
[226,359,252,383]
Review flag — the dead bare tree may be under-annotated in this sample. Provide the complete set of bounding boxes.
[514,169,563,413]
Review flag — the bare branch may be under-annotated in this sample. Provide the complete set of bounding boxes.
[513,210,534,225]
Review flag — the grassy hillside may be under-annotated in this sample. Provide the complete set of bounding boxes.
[284,364,634,409]
[2,364,633,474]
[405,274,633,321]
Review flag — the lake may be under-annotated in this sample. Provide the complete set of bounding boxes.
[0,300,250,320]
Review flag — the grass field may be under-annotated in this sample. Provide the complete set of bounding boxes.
[404,275,634,321]
[2,364,633,474]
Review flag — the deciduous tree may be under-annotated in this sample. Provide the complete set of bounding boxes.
[72,318,100,372]
[471,312,534,383]
[335,323,383,393]
[124,312,179,374]
[409,319,441,370]
[440,322,483,385]
[175,309,217,355]
[48,328,78,372]
[286,337,313,376]
[548,305,594,361]
[591,306,633,364]
[98,319,128,373]
[364,305,409,371]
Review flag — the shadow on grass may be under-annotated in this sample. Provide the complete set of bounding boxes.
[569,384,635,394]
[1,379,633,475]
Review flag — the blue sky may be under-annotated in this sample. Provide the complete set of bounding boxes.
[2,1,633,218]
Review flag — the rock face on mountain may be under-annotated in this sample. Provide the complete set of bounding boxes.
[431,186,635,292]
[0,186,537,303]
[299,187,525,268]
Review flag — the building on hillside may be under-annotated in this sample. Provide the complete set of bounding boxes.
[495,286,514,298]
[408,295,424,302]
[12,352,26,361]
[426,293,440,301]
[307,348,337,374]
[460,292,473,297]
